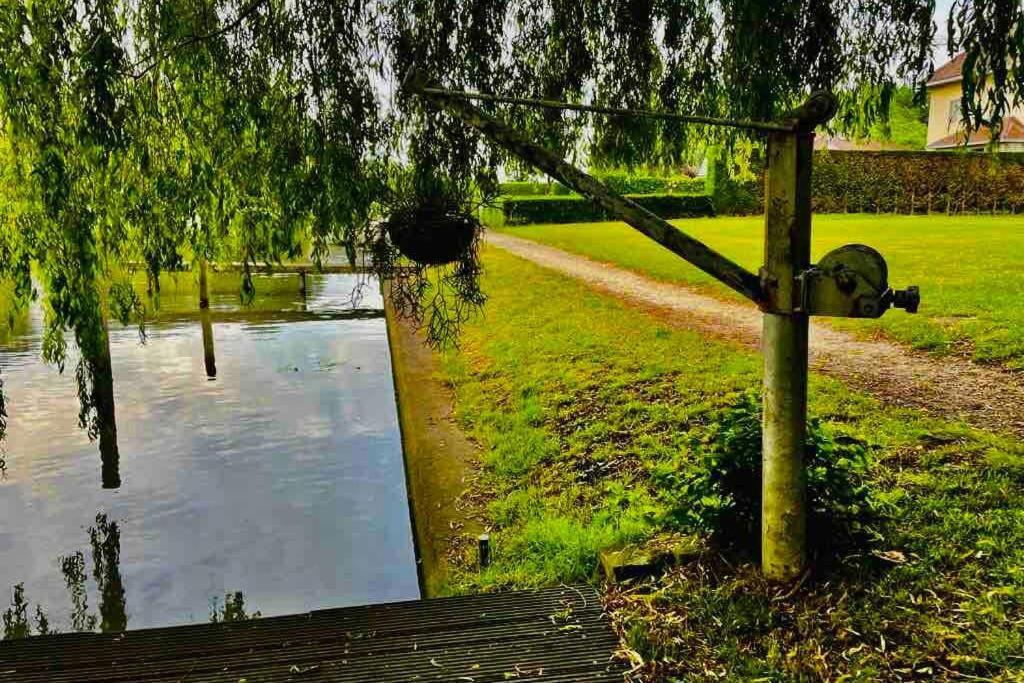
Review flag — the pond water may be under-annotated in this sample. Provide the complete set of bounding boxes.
[0,273,420,631]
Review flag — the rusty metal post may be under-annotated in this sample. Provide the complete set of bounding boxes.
[760,95,833,580]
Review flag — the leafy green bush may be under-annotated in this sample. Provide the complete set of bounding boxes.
[655,391,873,552]
[714,151,1024,215]
[498,193,715,225]
[706,152,764,216]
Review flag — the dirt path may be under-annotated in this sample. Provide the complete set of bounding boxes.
[488,231,1024,440]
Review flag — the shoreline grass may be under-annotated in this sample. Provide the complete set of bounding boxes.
[498,214,1024,369]
[440,246,1024,680]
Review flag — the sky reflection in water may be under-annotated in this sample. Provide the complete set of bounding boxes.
[0,274,419,630]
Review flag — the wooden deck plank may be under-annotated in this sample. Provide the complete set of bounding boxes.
[0,586,627,682]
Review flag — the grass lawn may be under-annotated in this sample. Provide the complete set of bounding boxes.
[440,246,1024,680]
[499,214,1024,369]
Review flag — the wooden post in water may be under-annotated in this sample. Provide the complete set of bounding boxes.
[200,308,217,378]
[95,319,121,489]
[198,258,210,310]
[197,258,217,377]
[299,269,308,298]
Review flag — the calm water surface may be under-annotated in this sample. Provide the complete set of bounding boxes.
[0,274,419,630]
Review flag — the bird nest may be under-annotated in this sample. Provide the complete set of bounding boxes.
[385,204,480,266]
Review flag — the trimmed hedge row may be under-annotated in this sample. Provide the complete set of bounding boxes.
[499,173,704,198]
[495,193,715,225]
[499,180,572,196]
[812,151,1024,214]
[496,151,1024,222]
[593,172,706,196]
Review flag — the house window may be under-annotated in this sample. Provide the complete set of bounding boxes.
[948,99,962,126]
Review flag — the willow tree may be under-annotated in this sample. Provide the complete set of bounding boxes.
[0,0,1021,449]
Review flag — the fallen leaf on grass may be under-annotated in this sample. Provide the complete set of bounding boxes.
[872,550,908,564]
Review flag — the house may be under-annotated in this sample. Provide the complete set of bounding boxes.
[926,53,1024,151]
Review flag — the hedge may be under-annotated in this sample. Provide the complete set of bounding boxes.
[592,172,706,196]
[493,193,715,225]
[498,180,571,196]
[497,151,1024,221]
[812,151,1024,214]
[498,173,704,198]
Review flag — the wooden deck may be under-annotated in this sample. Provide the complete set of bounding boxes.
[0,586,627,682]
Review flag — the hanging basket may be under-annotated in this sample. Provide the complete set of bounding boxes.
[385,204,479,266]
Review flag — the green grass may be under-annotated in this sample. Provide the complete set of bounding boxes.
[500,213,1024,368]
[440,247,1024,680]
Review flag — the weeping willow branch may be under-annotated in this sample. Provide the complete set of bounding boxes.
[372,215,486,349]
[126,0,272,79]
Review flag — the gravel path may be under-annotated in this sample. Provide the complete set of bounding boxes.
[488,231,1024,440]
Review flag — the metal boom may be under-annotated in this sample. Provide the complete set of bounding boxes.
[405,70,764,304]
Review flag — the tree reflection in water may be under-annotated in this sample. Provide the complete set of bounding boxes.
[4,512,259,639]
[89,513,127,633]
[3,512,124,638]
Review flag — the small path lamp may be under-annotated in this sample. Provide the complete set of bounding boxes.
[403,69,919,581]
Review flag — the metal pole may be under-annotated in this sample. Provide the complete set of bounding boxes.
[417,85,796,134]
[409,68,838,581]
[760,124,815,580]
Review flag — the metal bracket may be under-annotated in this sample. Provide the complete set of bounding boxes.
[795,244,919,318]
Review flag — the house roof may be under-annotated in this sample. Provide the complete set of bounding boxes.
[927,53,966,88]
[927,115,1024,148]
